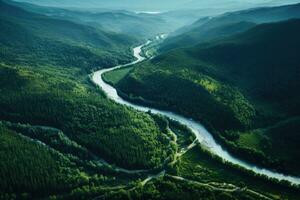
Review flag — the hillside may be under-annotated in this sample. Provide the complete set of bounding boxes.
[0,1,176,198]
[0,0,136,71]
[107,19,300,175]
[160,3,300,52]
[0,125,82,198]
[0,0,172,168]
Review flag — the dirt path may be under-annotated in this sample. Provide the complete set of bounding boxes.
[167,175,274,200]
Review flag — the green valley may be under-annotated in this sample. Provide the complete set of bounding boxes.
[1,0,300,199]
[0,1,172,198]
[106,19,300,176]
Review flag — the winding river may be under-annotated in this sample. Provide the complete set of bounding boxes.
[92,42,300,185]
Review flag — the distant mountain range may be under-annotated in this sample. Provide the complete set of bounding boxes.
[12,0,300,11]
[0,0,136,70]
[160,2,300,51]
[5,0,203,40]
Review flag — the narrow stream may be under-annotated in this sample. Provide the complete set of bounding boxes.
[92,42,300,185]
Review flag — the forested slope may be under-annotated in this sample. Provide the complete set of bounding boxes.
[0,2,172,198]
[0,0,136,71]
[109,19,300,175]
[160,3,300,52]
[0,124,86,199]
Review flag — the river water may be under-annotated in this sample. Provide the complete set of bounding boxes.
[92,43,300,185]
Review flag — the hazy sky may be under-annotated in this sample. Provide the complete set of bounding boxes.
[13,0,300,11]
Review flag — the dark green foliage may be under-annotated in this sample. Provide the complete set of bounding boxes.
[3,121,94,161]
[161,21,256,52]
[0,1,171,171]
[130,178,216,200]
[175,146,300,200]
[0,63,170,170]
[168,119,196,148]
[0,122,146,200]
[1,1,300,199]
[114,51,256,131]
[102,175,276,200]
[0,125,81,198]
[103,66,134,85]
[107,19,300,174]
[185,19,300,123]
[236,117,300,175]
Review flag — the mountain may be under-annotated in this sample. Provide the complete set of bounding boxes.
[106,19,300,175]
[160,2,300,52]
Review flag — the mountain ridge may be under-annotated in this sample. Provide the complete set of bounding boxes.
[160,2,300,52]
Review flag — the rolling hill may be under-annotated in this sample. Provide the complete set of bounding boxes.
[0,0,136,71]
[8,0,232,41]
[6,0,175,40]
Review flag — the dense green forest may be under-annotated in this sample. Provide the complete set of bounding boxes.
[0,121,167,199]
[0,60,171,170]
[0,1,173,198]
[107,19,300,175]
[1,0,300,199]
[0,125,79,198]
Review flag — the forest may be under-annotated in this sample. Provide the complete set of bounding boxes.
[1,0,300,199]
[108,19,300,175]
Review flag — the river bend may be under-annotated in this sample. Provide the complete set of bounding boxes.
[92,42,300,185]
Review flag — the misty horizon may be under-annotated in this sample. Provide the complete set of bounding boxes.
[11,0,300,11]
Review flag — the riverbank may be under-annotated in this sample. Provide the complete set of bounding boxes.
[91,41,300,186]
